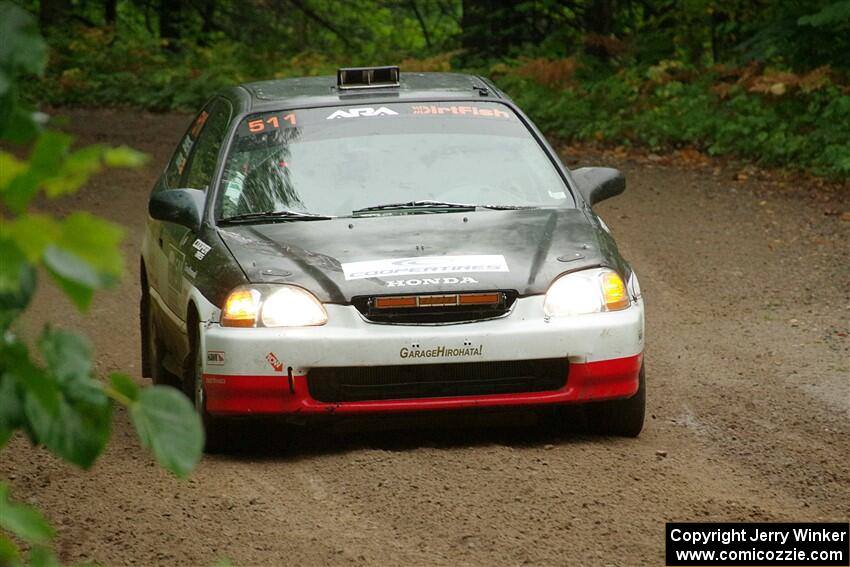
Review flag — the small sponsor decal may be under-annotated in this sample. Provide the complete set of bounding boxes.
[167,244,185,297]
[342,255,508,280]
[175,134,195,175]
[326,107,398,120]
[190,111,209,137]
[192,239,212,260]
[410,105,511,119]
[266,352,284,372]
[206,350,225,365]
[386,276,479,287]
[183,265,198,279]
[247,113,296,133]
[400,344,484,359]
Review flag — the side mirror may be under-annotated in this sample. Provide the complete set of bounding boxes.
[571,167,626,206]
[148,189,206,231]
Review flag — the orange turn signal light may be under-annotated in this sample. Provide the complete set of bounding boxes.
[373,296,418,309]
[373,292,503,309]
[601,272,629,311]
[222,289,259,327]
[458,293,501,305]
[417,295,458,307]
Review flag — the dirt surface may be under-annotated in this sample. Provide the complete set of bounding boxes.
[3,109,849,567]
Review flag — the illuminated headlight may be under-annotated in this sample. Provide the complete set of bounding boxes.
[222,285,327,327]
[543,268,630,317]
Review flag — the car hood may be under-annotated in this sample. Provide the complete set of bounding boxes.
[216,208,624,303]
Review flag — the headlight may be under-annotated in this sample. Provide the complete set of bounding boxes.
[261,286,327,327]
[222,285,327,327]
[543,268,630,317]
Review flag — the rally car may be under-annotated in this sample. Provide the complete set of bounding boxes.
[141,66,645,450]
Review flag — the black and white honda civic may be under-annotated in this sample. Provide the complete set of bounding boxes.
[141,66,646,449]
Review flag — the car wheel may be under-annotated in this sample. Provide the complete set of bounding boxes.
[144,291,180,388]
[585,363,646,437]
[188,333,230,453]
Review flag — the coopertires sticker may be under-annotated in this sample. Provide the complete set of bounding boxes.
[341,255,509,280]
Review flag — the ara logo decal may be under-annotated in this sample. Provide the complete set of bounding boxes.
[206,350,225,366]
[326,107,398,120]
[266,352,284,372]
[386,277,479,287]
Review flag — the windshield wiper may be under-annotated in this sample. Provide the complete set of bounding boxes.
[352,200,539,215]
[352,200,478,215]
[218,210,335,224]
[477,204,538,210]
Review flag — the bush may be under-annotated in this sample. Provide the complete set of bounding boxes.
[2,6,203,564]
[495,62,850,179]
[27,30,850,179]
[29,28,332,111]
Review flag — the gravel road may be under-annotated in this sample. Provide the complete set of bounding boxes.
[3,109,848,566]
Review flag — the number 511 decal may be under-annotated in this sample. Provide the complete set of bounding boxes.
[248,113,297,133]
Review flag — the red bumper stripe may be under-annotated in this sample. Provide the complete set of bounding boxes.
[203,354,643,416]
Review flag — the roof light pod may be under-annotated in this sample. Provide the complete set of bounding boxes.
[337,66,400,90]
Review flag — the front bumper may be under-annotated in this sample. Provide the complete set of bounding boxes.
[201,295,644,416]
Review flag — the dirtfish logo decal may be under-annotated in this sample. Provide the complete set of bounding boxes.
[326,107,399,120]
[399,344,484,359]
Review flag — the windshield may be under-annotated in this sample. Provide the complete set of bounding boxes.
[216,101,572,219]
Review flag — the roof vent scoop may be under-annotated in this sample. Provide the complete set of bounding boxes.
[337,66,400,90]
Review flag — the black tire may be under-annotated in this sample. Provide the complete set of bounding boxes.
[187,327,230,453]
[140,270,151,378]
[585,363,646,437]
[144,287,181,388]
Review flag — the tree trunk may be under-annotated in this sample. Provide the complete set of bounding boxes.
[40,0,71,31]
[461,0,525,60]
[584,0,614,36]
[159,0,182,43]
[105,0,117,24]
[200,0,216,36]
[409,0,432,49]
[583,0,615,59]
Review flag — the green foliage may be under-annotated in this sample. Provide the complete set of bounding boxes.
[129,386,205,478]
[31,30,268,111]
[0,484,54,545]
[22,1,850,179]
[1,3,204,564]
[4,328,113,468]
[0,1,47,143]
[28,0,461,111]
[798,1,850,27]
[107,372,206,479]
[496,63,850,179]
[0,482,60,567]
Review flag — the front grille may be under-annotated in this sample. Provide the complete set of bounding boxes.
[352,291,517,324]
[307,359,568,403]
